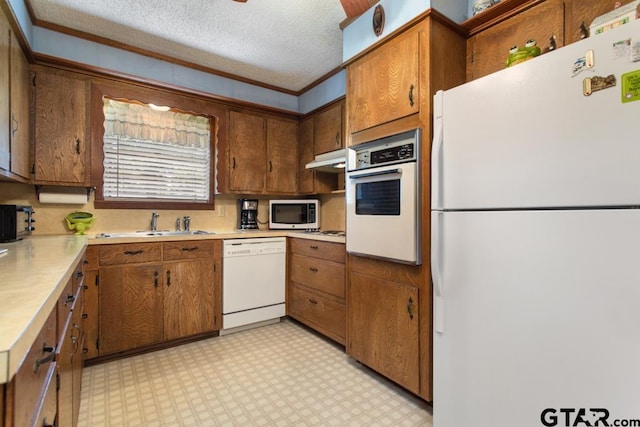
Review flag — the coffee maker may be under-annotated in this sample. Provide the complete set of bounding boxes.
[238,199,259,230]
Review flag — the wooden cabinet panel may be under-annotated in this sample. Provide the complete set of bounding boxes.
[289,283,345,344]
[314,102,343,155]
[467,0,565,81]
[229,111,266,192]
[99,264,164,354]
[288,238,345,344]
[0,11,8,172]
[32,367,57,427]
[34,69,89,185]
[163,240,214,261]
[266,118,297,194]
[290,238,346,263]
[9,31,30,179]
[298,117,315,194]
[565,0,637,43]
[99,242,162,265]
[83,246,99,359]
[348,271,420,395]
[164,259,215,340]
[94,240,220,358]
[290,254,344,299]
[347,25,420,133]
[9,309,57,427]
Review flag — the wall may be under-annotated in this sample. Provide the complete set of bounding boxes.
[0,183,345,235]
[342,0,468,62]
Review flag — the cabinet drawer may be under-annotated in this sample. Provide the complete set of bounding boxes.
[290,238,345,263]
[163,240,214,261]
[99,243,162,265]
[32,363,57,427]
[289,284,345,343]
[11,308,57,427]
[84,245,99,270]
[290,254,345,299]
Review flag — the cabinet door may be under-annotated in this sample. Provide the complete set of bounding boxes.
[99,264,164,354]
[266,118,297,194]
[0,12,9,171]
[314,101,343,155]
[164,259,216,340]
[9,31,30,179]
[565,0,637,43]
[34,70,88,184]
[347,26,420,134]
[467,0,565,81]
[229,111,266,192]
[298,117,314,194]
[347,271,420,394]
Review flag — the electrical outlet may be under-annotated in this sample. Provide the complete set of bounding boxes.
[217,205,225,217]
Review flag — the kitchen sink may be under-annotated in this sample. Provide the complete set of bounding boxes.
[94,230,215,239]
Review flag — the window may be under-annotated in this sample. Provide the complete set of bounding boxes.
[97,97,215,209]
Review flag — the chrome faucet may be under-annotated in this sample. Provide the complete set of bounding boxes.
[150,212,159,231]
[183,216,191,231]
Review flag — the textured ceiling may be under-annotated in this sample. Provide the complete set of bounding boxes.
[28,0,348,93]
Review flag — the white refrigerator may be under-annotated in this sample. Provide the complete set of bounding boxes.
[431,20,640,427]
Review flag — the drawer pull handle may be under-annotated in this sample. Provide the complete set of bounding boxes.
[65,294,75,304]
[124,250,144,255]
[308,298,318,305]
[74,271,84,279]
[154,270,159,288]
[408,84,415,107]
[310,245,319,250]
[82,313,88,319]
[181,246,198,252]
[33,344,55,372]
[407,297,415,320]
[309,267,318,273]
[166,270,171,287]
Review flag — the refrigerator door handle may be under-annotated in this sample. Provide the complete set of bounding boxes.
[431,91,444,210]
[431,211,445,334]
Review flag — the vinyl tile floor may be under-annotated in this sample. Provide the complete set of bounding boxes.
[78,319,432,426]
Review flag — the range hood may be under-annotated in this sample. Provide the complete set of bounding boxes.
[305,148,347,173]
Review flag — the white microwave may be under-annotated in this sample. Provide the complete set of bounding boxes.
[269,199,319,230]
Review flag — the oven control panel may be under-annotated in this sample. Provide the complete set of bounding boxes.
[350,128,420,171]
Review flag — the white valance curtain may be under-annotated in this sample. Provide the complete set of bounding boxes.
[102,98,212,201]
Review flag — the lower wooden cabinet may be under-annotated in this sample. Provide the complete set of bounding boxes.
[288,238,346,344]
[4,309,57,427]
[95,240,221,358]
[348,270,420,395]
[347,255,427,399]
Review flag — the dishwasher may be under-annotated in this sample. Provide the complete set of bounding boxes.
[222,237,286,334]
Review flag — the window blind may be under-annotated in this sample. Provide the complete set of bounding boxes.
[103,99,211,202]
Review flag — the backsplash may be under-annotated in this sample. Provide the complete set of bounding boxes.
[0,183,345,235]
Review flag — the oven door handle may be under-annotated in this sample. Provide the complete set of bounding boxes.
[348,168,401,180]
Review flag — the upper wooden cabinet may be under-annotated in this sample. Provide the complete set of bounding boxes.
[347,25,421,134]
[228,110,297,194]
[0,9,30,182]
[313,101,344,155]
[298,100,343,195]
[33,68,90,186]
[565,0,638,43]
[464,0,638,82]
[466,0,565,81]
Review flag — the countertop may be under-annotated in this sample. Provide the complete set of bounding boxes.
[0,235,88,384]
[0,230,344,384]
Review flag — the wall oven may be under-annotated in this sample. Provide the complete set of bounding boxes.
[346,128,421,265]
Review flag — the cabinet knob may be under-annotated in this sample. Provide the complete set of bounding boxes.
[309,267,318,273]
[308,298,318,305]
